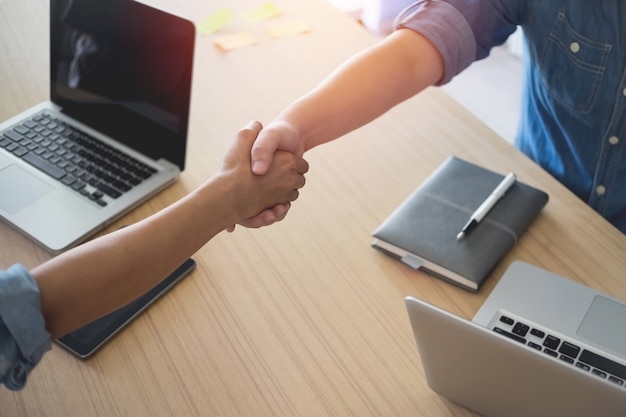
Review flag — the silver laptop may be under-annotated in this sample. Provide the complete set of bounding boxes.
[405,261,626,417]
[0,0,195,253]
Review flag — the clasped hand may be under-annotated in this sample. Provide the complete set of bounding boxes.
[223,120,308,231]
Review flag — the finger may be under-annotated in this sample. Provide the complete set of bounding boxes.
[238,209,277,229]
[272,206,289,223]
[242,120,263,134]
[272,202,291,217]
[296,157,309,175]
[286,188,300,201]
[237,203,292,228]
[295,173,306,190]
[221,121,262,167]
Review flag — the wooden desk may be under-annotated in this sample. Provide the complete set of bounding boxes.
[2,1,626,416]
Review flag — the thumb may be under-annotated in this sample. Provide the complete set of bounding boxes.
[237,120,263,150]
[225,120,262,162]
[250,127,278,176]
[221,121,262,171]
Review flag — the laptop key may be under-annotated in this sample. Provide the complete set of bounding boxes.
[23,152,66,180]
[543,348,558,358]
[592,369,607,379]
[543,335,560,350]
[12,146,28,157]
[530,328,545,338]
[558,341,581,359]
[71,181,86,191]
[4,130,23,142]
[512,322,530,337]
[493,327,526,344]
[61,175,76,186]
[575,362,591,372]
[14,125,30,135]
[579,349,626,380]
[96,182,122,199]
[23,120,37,129]
[112,180,132,192]
[134,168,153,179]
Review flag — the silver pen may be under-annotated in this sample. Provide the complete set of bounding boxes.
[456,172,517,240]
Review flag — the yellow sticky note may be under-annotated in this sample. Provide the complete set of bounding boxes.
[213,32,258,51]
[198,7,235,35]
[266,19,311,38]
[242,2,282,22]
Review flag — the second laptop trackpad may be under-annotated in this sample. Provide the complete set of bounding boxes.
[577,295,626,357]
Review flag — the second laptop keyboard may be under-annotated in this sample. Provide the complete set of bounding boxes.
[493,312,626,388]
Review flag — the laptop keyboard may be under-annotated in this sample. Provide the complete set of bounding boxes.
[492,312,626,388]
[0,111,157,207]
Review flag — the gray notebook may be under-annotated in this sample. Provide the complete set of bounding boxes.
[371,156,548,291]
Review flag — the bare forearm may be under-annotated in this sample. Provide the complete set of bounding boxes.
[33,177,233,338]
[280,28,444,151]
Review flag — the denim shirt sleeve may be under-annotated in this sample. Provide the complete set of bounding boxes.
[394,0,520,85]
[0,264,51,391]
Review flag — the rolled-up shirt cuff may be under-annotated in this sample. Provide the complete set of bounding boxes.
[394,1,476,85]
[0,264,51,390]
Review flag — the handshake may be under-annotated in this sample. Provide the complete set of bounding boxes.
[216,120,309,232]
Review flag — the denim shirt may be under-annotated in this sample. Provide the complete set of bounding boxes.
[396,1,626,233]
[0,265,51,390]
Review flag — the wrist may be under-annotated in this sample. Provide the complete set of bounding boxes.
[269,114,306,155]
[192,174,240,229]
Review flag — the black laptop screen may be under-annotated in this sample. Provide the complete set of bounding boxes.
[50,0,195,170]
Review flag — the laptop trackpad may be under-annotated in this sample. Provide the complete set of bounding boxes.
[577,295,626,357]
[0,164,52,215]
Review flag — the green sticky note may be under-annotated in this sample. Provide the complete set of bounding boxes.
[242,2,282,23]
[198,7,236,35]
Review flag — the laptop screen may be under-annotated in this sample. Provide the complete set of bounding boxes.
[50,0,195,170]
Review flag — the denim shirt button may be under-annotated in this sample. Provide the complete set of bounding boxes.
[608,136,620,145]
[596,185,607,196]
[623,88,626,97]
[569,42,580,53]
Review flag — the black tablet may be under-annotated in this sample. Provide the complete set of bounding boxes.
[55,258,196,358]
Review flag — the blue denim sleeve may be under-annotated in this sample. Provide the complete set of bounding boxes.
[394,0,519,85]
[0,264,51,391]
